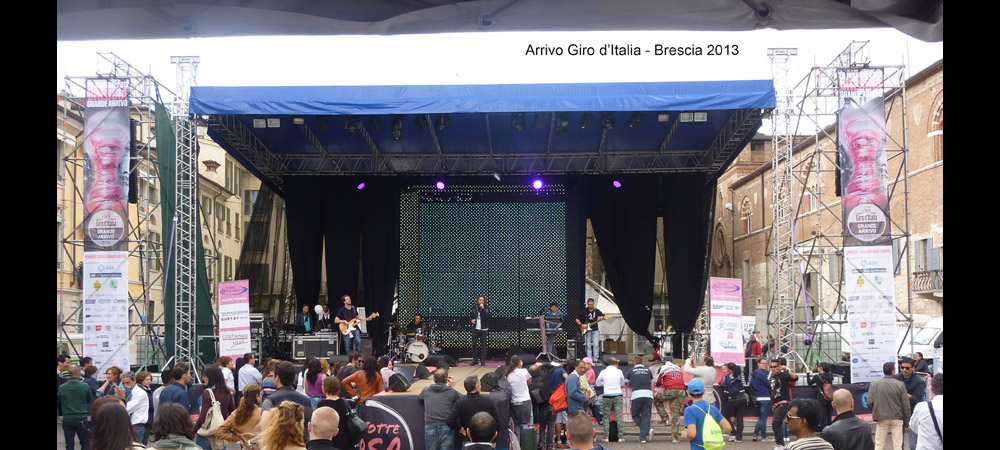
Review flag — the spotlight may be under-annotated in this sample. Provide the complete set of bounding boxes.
[532,179,544,190]
[579,112,593,129]
[357,182,366,190]
[554,113,570,135]
[369,116,382,131]
[628,112,643,128]
[435,181,445,190]
[612,180,622,188]
[437,114,450,130]
[292,117,305,126]
[391,116,403,140]
[493,173,501,181]
[415,115,428,131]
[512,113,526,131]
[345,116,361,134]
[534,113,548,129]
[601,112,615,130]
[316,116,330,132]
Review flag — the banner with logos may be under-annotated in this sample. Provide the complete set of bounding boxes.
[844,246,897,383]
[219,280,252,360]
[838,69,891,247]
[82,78,131,380]
[709,277,744,365]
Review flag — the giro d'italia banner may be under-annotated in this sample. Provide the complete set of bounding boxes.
[82,78,131,380]
[844,246,897,383]
[709,277,744,366]
[218,280,252,360]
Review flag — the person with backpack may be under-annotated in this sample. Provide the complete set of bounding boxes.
[721,362,749,443]
[805,363,836,429]
[528,364,556,450]
[684,378,732,450]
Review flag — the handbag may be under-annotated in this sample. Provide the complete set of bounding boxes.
[197,389,225,437]
[549,383,568,413]
[343,399,367,444]
[744,384,758,407]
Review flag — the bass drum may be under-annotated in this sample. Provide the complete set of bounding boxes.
[406,341,429,363]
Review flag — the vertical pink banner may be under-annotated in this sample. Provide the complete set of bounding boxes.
[709,277,744,365]
[218,280,251,360]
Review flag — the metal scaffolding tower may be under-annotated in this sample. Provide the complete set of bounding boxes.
[767,47,799,365]
[58,52,175,368]
[169,56,203,371]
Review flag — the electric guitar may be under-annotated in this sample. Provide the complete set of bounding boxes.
[339,312,380,335]
[579,316,605,334]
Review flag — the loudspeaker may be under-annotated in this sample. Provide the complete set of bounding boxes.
[414,364,431,380]
[388,373,411,392]
[516,354,536,366]
[566,338,584,361]
[425,354,458,369]
[830,362,851,384]
[601,353,629,366]
[293,335,339,360]
[362,338,373,359]
[393,366,416,381]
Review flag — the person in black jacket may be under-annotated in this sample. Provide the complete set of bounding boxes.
[806,362,836,429]
[821,389,875,450]
[470,296,491,366]
[529,364,556,450]
[447,375,501,448]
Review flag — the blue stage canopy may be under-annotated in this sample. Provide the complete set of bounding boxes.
[191,80,774,195]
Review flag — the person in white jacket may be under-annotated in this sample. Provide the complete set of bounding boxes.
[595,357,626,442]
[684,355,718,406]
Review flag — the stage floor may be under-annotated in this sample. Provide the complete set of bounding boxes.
[380,363,503,396]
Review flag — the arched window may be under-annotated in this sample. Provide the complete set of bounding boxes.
[740,197,754,234]
[928,90,943,162]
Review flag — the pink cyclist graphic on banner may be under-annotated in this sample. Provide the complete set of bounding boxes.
[838,94,890,246]
[82,91,131,251]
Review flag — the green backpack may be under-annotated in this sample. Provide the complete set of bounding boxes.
[694,404,725,450]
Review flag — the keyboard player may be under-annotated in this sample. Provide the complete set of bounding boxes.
[543,302,564,355]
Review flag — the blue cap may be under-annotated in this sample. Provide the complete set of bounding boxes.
[687,378,705,394]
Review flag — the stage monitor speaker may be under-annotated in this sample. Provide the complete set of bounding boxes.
[424,354,458,369]
[388,373,411,392]
[516,354,536,366]
[362,338,373,359]
[293,335,339,360]
[601,353,629,366]
[414,364,431,380]
[480,372,501,392]
[566,338,585,361]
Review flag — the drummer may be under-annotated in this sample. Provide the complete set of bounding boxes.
[405,314,426,342]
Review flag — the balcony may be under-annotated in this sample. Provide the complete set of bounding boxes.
[911,269,943,296]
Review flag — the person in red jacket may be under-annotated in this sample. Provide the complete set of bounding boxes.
[744,331,762,382]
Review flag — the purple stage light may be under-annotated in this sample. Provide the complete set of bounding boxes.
[357,182,366,190]
[435,181,446,190]
[612,180,622,188]
[532,179,544,189]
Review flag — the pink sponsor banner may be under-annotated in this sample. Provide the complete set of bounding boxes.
[709,277,744,365]
[218,280,251,360]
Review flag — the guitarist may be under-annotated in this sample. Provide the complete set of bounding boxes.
[575,298,606,361]
[334,294,370,354]
[470,295,491,366]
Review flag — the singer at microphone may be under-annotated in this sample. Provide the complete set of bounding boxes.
[470,295,491,366]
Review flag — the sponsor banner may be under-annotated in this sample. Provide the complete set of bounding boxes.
[844,245,897,383]
[743,316,756,340]
[219,280,252,360]
[83,78,131,252]
[709,278,744,365]
[838,69,891,247]
[82,251,130,381]
[363,391,512,450]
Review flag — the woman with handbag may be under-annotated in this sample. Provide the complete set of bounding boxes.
[721,362,748,443]
[316,376,358,450]
[194,365,236,450]
[216,383,263,449]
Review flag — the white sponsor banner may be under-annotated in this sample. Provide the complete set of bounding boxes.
[218,280,252,360]
[82,251,131,381]
[844,245,897,383]
[743,316,756,340]
[709,278,744,365]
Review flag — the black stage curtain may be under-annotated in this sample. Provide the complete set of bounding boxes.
[662,173,718,358]
[359,179,401,351]
[322,178,362,311]
[586,175,659,343]
[284,177,325,312]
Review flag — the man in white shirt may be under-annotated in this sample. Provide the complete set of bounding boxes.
[506,357,533,442]
[595,357,626,442]
[909,373,943,450]
[238,353,262,391]
[121,371,150,443]
[684,354,718,406]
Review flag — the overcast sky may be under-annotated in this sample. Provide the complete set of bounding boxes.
[58,28,941,99]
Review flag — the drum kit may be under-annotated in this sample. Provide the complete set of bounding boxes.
[384,321,442,363]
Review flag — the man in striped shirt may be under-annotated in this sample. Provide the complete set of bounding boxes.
[785,399,834,450]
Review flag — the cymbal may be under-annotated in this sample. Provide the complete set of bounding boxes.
[385,322,402,327]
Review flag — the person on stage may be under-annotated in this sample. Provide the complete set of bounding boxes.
[294,304,314,333]
[406,313,426,342]
[317,304,334,332]
[576,298,606,361]
[471,295,491,366]
[544,302,564,356]
[334,295,367,354]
